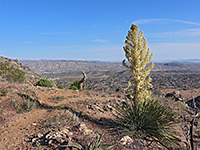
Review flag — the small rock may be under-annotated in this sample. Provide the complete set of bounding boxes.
[107,105,113,111]
[35,140,41,147]
[77,123,93,135]
[117,95,121,98]
[32,138,38,143]
[32,123,37,126]
[185,115,193,122]
[48,140,53,145]
[37,133,43,138]
[120,136,133,145]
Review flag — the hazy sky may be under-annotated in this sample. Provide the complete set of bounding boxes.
[0,0,200,62]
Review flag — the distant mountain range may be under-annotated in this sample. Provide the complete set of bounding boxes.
[20,59,200,63]
[160,59,200,63]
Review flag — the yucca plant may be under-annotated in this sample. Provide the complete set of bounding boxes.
[122,24,154,103]
[114,99,177,146]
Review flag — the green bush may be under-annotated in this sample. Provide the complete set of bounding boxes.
[0,62,25,83]
[70,85,78,90]
[114,99,177,146]
[57,85,63,89]
[36,79,53,87]
[69,79,80,89]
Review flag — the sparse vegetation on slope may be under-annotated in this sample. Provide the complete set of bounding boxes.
[0,62,25,83]
[0,56,43,83]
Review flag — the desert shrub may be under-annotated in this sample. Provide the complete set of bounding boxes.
[36,79,53,87]
[32,146,44,150]
[57,85,63,89]
[0,89,8,96]
[61,132,113,150]
[13,99,36,113]
[69,79,80,89]
[45,116,60,129]
[70,85,78,91]
[49,96,64,103]
[0,62,25,83]
[114,99,177,146]
[0,105,2,114]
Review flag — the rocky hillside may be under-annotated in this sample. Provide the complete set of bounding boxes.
[0,56,42,83]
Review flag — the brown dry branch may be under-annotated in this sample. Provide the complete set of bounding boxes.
[79,71,87,90]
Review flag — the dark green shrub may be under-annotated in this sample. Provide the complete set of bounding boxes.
[70,85,78,91]
[36,79,53,87]
[57,85,63,89]
[0,62,25,83]
[69,79,80,89]
[114,99,177,146]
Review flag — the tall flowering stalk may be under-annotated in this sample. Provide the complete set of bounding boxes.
[122,24,154,102]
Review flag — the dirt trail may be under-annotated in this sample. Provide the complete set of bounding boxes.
[0,84,114,150]
[0,109,49,149]
[0,83,90,149]
[0,91,90,149]
[35,88,92,106]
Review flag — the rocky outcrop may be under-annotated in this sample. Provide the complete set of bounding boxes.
[31,128,81,149]
[165,90,184,101]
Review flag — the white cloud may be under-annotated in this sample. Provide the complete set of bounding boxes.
[133,19,200,26]
[184,28,200,36]
[147,28,200,38]
[149,42,200,61]
[91,39,107,43]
